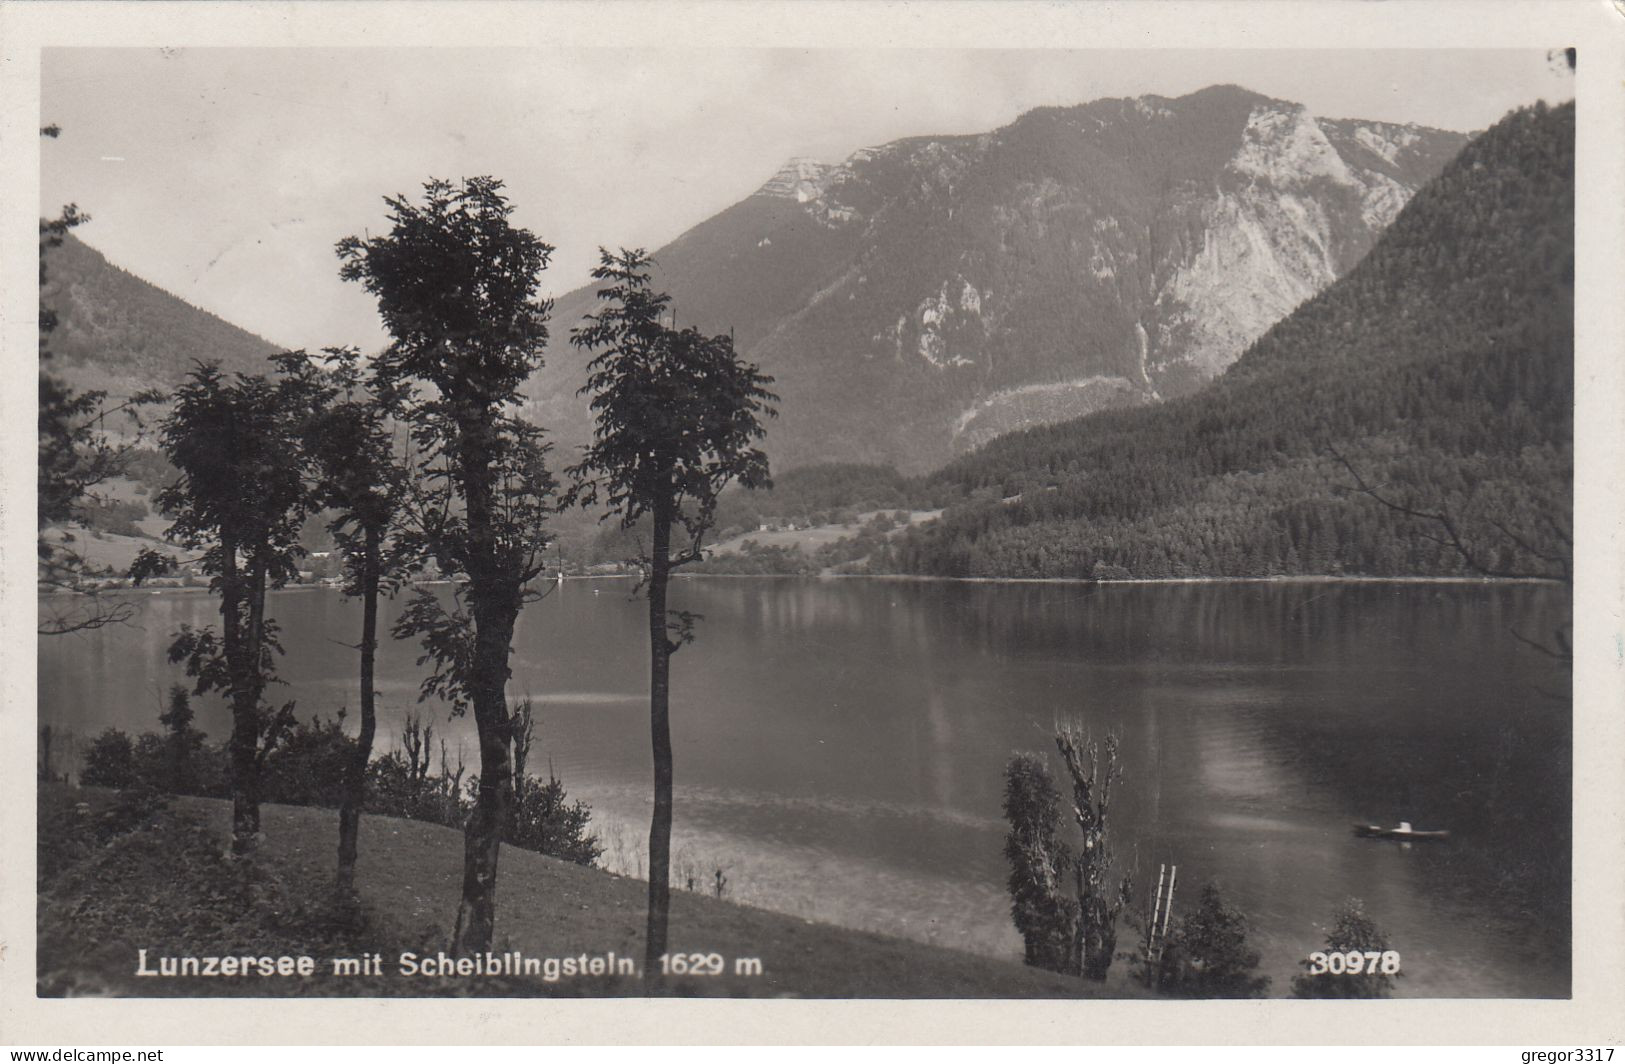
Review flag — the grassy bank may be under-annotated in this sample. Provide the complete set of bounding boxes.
[37,784,1133,998]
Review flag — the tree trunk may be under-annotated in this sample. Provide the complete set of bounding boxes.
[1082,895,1114,980]
[446,412,520,955]
[220,540,263,856]
[644,491,675,990]
[450,598,517,955]
[336,526,381,892]
[229,734,261,853]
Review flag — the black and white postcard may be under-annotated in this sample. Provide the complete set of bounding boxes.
[3,0,1622,1048]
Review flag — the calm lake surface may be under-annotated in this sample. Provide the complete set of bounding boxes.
[38,578,1571,997]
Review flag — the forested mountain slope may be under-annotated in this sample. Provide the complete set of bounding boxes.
[885,102,1571,579]
[39,231,283,400]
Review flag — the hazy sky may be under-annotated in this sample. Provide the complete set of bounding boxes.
[41,47,1573,353]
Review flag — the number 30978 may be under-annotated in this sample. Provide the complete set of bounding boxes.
[1306,950,1401,975]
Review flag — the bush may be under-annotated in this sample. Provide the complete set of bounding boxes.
[81,729,136,788]
[508,775,603,866]
[1155,883,1271,998]
[1290,898,1399,998]
[366,750,462,827]
[79,691,226,797]
[262,715,355,808]
[363,753,601,868]
[75,700,603,871]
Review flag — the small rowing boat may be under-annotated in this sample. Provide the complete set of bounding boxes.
[1353,820,1450,841]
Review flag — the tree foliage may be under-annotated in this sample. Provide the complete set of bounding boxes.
[154,361,317,851]
[81,729,137,790]
[282,348,412,586]
[1156,882,1272,998]
[570,248,778,564]
[72,704,602,870]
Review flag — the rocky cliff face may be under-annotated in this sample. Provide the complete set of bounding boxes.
[534,85,1469,473]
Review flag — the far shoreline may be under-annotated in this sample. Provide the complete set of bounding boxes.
[38,571,1570,601]
[677,572,1568,587]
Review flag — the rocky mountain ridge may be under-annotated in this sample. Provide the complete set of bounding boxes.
[532,85,1469,472]
[42,85,1471,478]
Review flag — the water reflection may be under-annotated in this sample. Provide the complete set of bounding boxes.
[39,578,1570,996]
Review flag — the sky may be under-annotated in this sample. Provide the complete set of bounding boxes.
[40,47,1574,354]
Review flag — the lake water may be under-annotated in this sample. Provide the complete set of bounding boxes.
[38,578,1571,997]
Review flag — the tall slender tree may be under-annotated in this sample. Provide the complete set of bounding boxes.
[156,363,316,852]
[1002,753,1077,972]
[279,348,412,891]
[569,247,777,986]
[1053,720,1134,980]
[338,177,556,953]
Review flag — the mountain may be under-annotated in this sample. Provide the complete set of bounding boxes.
[531,85,1469,473]
[883,101,1572,579]
[39,231,283,400]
